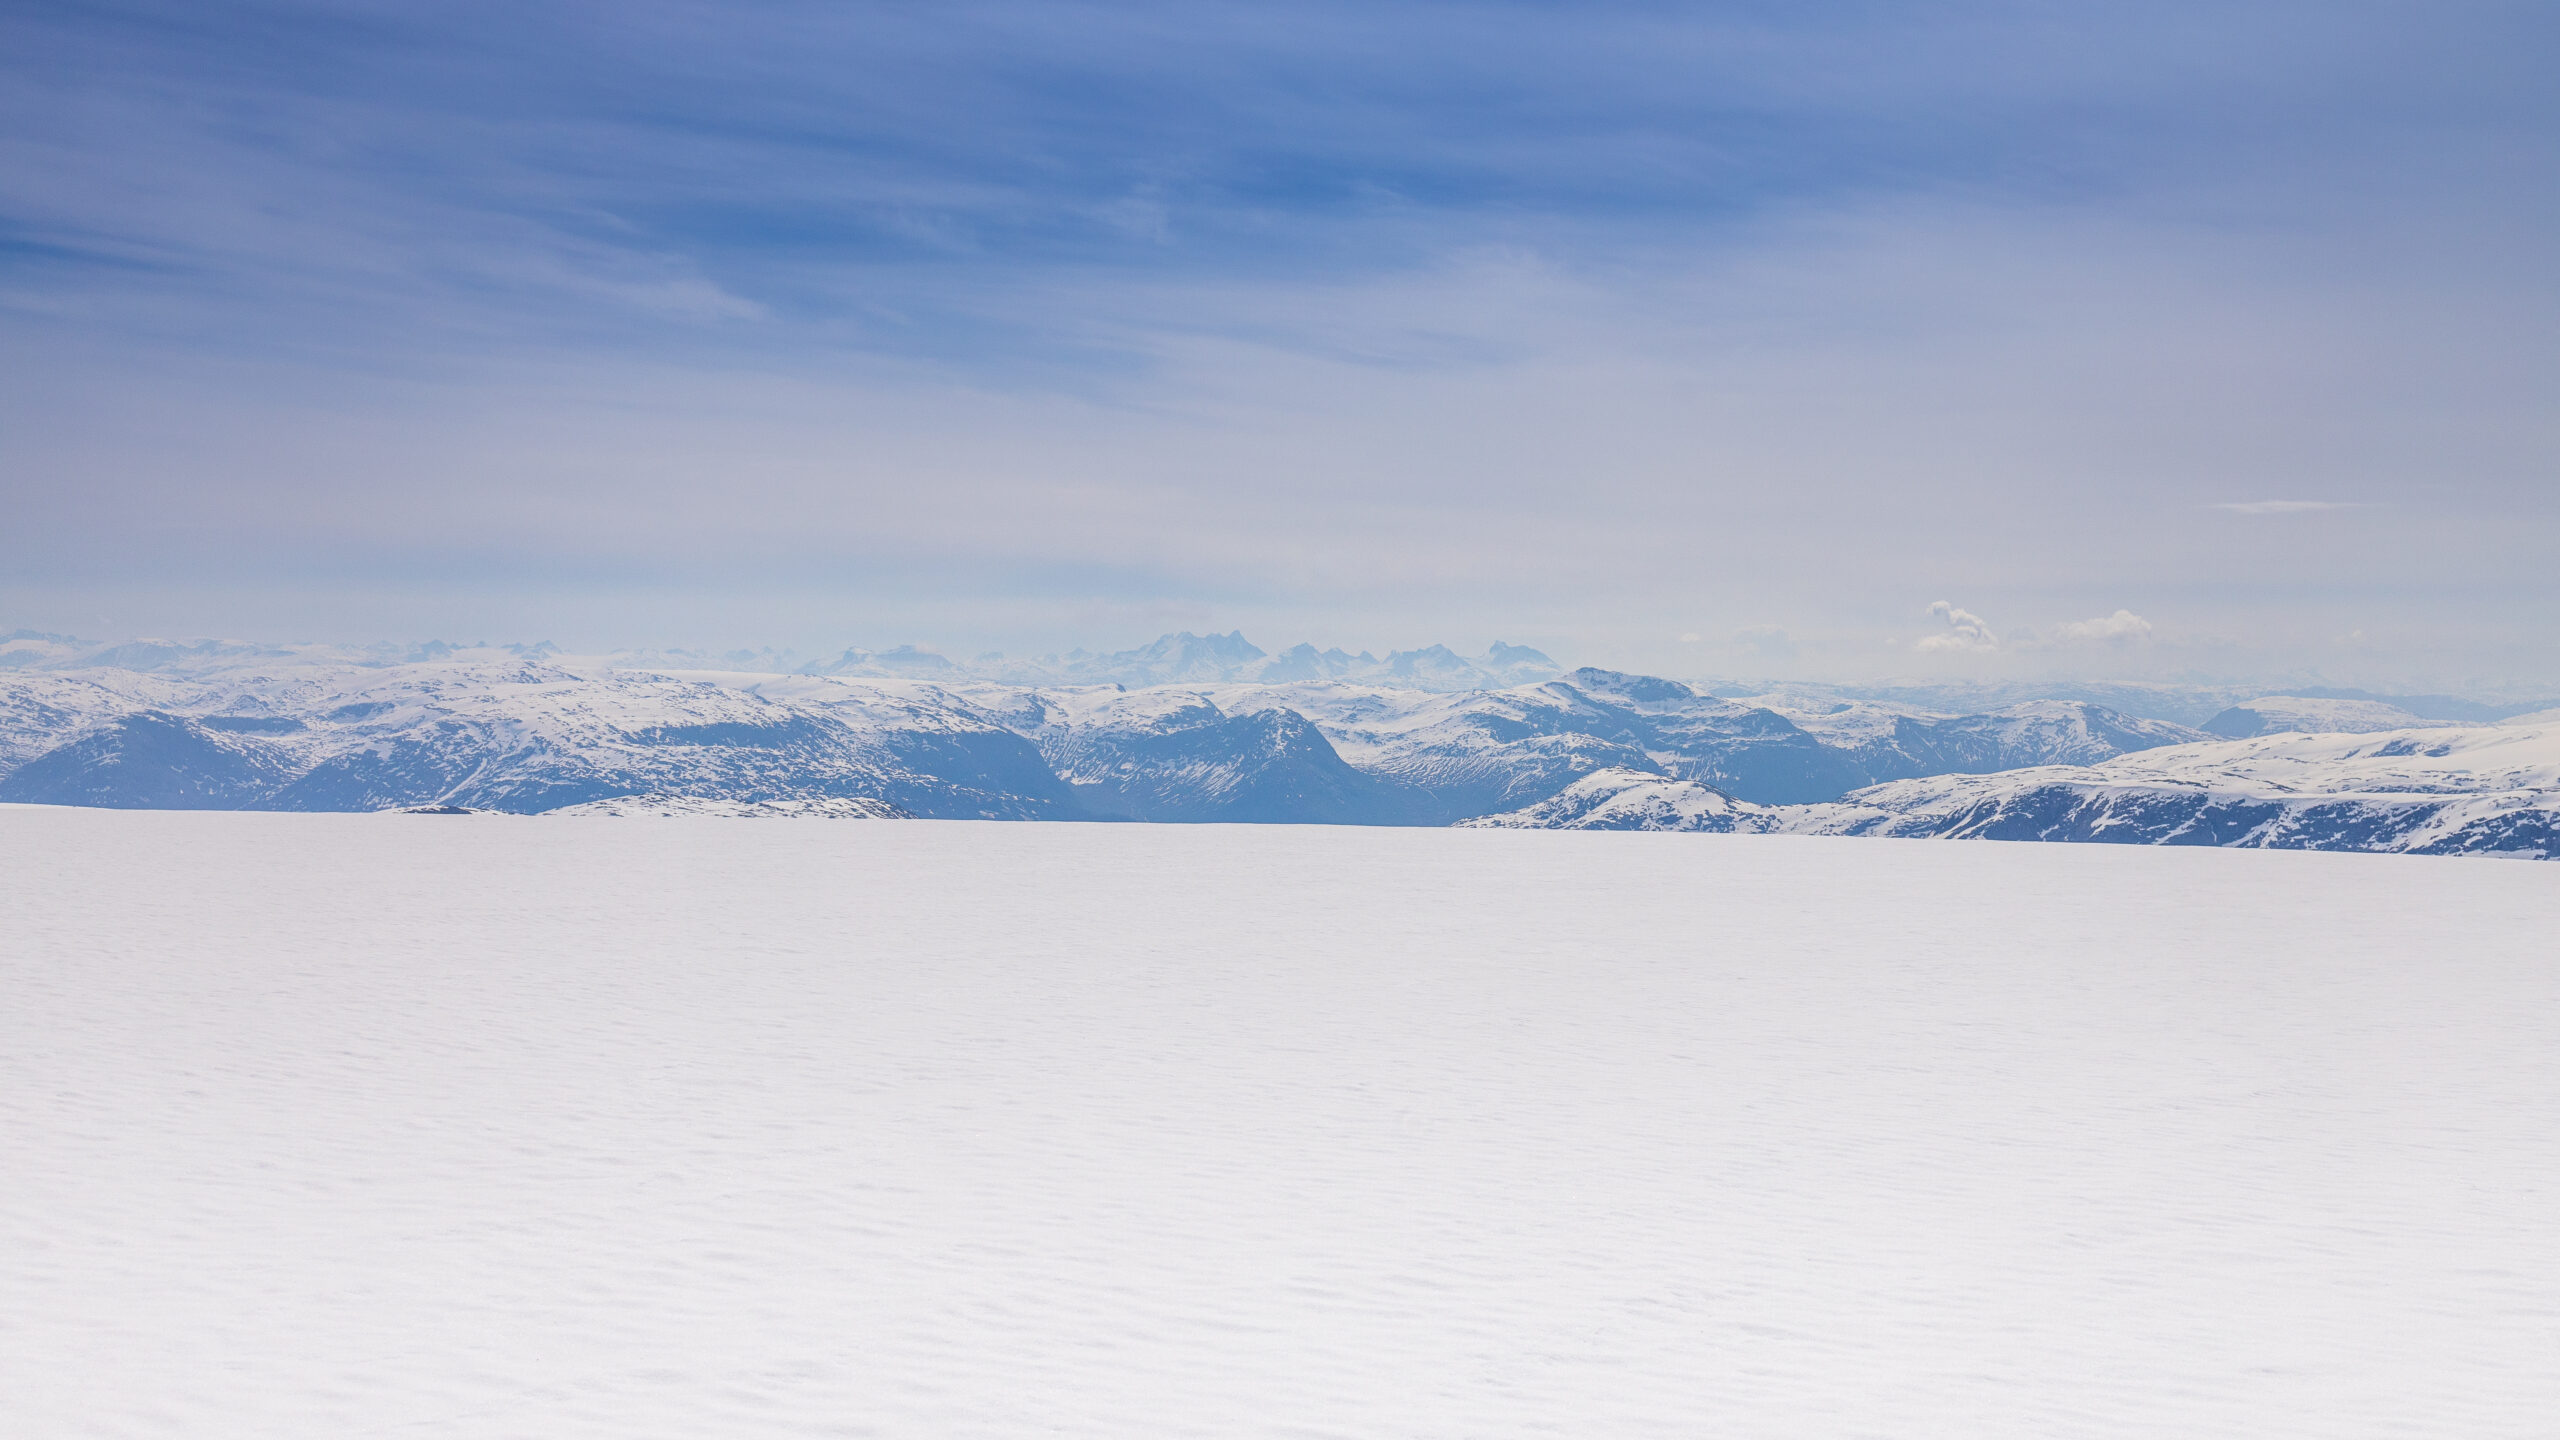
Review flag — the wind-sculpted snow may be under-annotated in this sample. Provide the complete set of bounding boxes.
[10,813,2559,1437]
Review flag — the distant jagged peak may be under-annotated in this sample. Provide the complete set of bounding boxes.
[1101,630,1268,683]
[1481,640,1558,674]
[803,644,957,677]
[1128,629,1266,664]
[1252,642,1376,683]
[1372,642,1564,690]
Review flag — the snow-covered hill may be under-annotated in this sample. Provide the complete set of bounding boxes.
[1457,767,1765,831]
[0,661,1080,819]
[1468,723,2560,858]
[2,633,2549,854]
[1786,722,2560,857]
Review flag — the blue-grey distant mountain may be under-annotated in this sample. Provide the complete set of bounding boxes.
[0,662,1085,820]
[1778,698,2210,781]
[1018,689,1429,824]
[0,639,2267,821]
[4,632,2546,854]
[2,712,299,809]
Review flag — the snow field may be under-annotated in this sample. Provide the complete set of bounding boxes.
[4,807,2557,1437]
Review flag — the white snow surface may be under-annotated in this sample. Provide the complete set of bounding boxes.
[542,793,907,818]
[7,809,2558,1438]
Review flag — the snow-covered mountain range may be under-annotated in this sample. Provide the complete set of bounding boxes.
[2,629,2551,856]
[1466,724,2560,858]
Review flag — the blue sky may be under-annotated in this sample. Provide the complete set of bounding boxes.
[3,0,2555,684]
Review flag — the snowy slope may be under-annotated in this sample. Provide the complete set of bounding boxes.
[1461,723,2560,857]
[0,662,1078,818]
[1455,766,1764,831]
[1784,722,2560,857]
[8,811,2557,1438]
[0,670,226,770]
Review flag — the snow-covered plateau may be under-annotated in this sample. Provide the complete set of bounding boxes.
[2,631,2553,856]
[5,809,2555,1438]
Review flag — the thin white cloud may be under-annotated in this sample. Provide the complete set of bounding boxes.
[2211,500,2361,515]
[1916,600,1998,652]
[2047,609,2154,646]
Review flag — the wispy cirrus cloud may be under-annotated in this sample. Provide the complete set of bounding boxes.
[0,0,2554,679]
[2038,610,2155,647]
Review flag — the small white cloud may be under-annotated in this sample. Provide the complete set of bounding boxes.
[2211,500,2360,515]
[2047,609,2154,646]
[1916,601,1998,652]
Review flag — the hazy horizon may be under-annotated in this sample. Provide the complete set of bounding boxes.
[13,620,2560,704]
